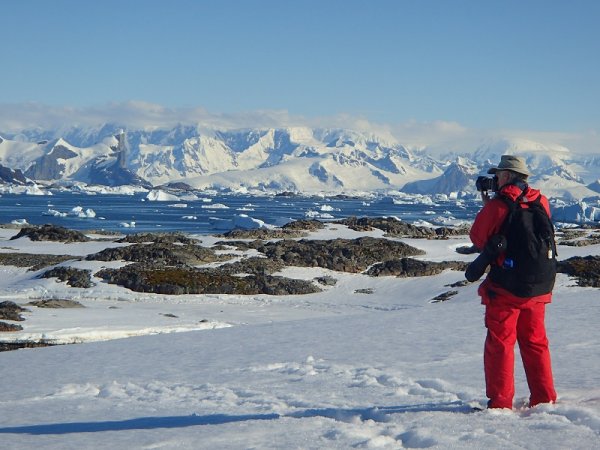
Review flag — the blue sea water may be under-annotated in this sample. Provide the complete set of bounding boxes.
[0,192,482,235]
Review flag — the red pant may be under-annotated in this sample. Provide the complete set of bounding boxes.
[484,300,557,409]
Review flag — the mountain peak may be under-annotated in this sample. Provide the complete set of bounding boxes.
[0,125,598,199]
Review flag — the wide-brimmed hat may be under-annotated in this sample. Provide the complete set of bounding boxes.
[487,155,531,176]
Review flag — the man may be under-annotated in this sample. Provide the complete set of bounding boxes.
[470,155,557,410]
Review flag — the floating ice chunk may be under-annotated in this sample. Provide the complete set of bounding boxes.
[201,203,229,209]
[11,218,28,225]
[0,184,51,195]
[320,204,339,212]
[230,186,249,194]
[25,185,51,196]
[146,190,180,201]
[168,203,188,208]
[305,210,334,219]
[412,219,435,228]
[418,197,436,206]
[178,193,200,201]
[233,214,274,230]
[70,206,96,218]
[182,215,197,220]
[70,184,143,195]
[43,209,68,217]
[119,221,136,228]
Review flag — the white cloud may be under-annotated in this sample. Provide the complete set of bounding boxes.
[0,101,303,133]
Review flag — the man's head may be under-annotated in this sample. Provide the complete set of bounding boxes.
[487,155,530,188]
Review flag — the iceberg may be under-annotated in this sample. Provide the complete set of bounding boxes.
[43,209,68,217]
[70,206,96,218]
[551,200,600,222]
[305,210,334,219]
[233,214,274,230]
[119,221,136,228]
[26,184,51,196]
[146,190,180,202]
[201,203,229,209]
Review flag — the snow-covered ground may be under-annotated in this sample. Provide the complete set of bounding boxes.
[0,225,599,449]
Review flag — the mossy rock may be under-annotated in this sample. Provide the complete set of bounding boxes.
[255,236,425,273]
[0,253,76,271]
[10,224,90,243]
[557,256,600,287]
[366,258,468,277]
[116,232,200,245]
[95,265,321,296]
[87,242,224,266]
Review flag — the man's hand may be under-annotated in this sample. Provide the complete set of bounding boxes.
[481,191,491,205]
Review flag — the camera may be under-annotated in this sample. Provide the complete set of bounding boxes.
[465,234,507,282]
[475,175,498,192]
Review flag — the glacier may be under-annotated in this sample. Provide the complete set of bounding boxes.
[1,125,600,224]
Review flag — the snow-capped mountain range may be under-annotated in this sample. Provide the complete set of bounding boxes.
[1,124,600,200]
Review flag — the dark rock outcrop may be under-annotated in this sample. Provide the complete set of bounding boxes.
[95,264,320,296]
[282,219,326,231]
[216,256,285,275]
[0,253,77,271]
[0,341,56,351]
[116,232,200,245]
[366,258,468,277]
[41,267,93,288]
[559,238,600,247]
[219,229,308,239]
[335,216,469,238]
[557,256,600,287]
[0,164,28,184]
[0,321,23,332]
[26,299,85,308]
[315,276,337,286]
[430,290,459,303]
[557,229,600,247]
[254,236,425,273]
[0,301,29,321]
[86,242,225,266]
[10,224,90,243]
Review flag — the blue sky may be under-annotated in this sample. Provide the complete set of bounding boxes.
[1,0,599,150]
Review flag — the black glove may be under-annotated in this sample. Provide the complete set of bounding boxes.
[465,235,507,282]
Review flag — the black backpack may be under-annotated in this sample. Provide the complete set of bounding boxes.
[488,189,558,297]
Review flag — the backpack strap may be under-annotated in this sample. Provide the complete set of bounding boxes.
[489,189,558,296]
[496,188,549,237]
[495,186,527,235]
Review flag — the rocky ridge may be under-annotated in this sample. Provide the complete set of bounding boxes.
[2,221,600,349]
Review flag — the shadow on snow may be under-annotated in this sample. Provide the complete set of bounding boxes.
[0,401,472,435]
